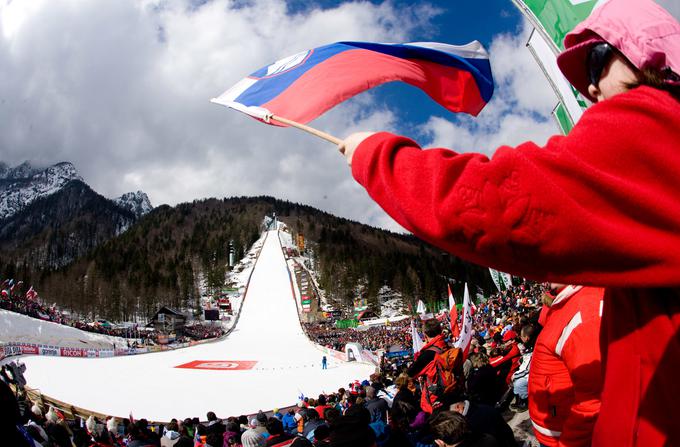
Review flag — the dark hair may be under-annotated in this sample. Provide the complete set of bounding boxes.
[520,323,540,350]
[317,394,327,405]
[206,411,217,422]
[429,411,470,445]
[324,408,340,425]
[629,67,680,101]
[305,408,319,421]
[423,319,442,338]
[266,417,284,435]
[314,424,330,441]
[167,421,179,432]
[226,421,240,433]
[206,432,222,447]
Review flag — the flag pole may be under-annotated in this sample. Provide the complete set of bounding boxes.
[270,114,342,145]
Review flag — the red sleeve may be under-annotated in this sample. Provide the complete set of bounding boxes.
[557,317,602,447]
[351,87,680,287]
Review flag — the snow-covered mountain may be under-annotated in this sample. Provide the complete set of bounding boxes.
[0,161,83,221]
[114,191,153,218]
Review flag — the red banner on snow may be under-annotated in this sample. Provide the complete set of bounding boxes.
[175,360,257,371]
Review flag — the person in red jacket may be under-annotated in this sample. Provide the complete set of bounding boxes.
[530,284,603,447]
[337,1,679,445]
[489,330,521,388]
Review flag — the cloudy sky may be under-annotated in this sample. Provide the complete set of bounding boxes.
[1,0,677,231]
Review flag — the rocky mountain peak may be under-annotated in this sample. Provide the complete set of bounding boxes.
[114,191,153,218]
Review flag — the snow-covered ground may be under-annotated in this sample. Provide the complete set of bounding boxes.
[0,310,125,349]
[19,230,374,421]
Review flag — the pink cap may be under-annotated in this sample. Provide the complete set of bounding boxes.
[557,0,680,101]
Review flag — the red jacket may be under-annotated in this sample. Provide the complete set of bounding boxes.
[351,86,680,447]
[489,342,520,386]
[529,286,603,447]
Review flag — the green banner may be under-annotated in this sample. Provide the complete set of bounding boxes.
[517,0,599,50]
[553,102,574,134]
[335,319,359,329]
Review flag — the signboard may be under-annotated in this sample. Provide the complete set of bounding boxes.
[513,0,601,51]
[175,360,257,370]
[527,28,585,127]
[553,102,574,134]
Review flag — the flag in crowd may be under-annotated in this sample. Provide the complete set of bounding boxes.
[25,286,38,301]
[212,40,494,125]
[416,299,427,315]
[448,284,460,338]
[411,319,424,354]
[454,283,473,359]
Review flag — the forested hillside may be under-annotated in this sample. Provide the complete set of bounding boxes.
[2,196,493,321]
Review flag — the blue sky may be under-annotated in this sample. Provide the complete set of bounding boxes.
[0,0,559,231]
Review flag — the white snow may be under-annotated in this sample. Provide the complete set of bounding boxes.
[0,310,125,349]
[19,230,375,421]
[0,162,83,220]
[113,191,153,217]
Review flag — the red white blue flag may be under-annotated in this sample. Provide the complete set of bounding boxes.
[212,41,494,126]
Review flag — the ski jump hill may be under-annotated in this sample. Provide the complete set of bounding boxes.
[13,230,375,421]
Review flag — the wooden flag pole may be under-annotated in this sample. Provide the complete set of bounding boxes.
[270,114,342,145]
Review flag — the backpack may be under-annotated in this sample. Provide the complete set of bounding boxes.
[418,345,464,413]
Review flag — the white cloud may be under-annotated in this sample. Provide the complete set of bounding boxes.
[422,20,558,156]
[0,1,560,233]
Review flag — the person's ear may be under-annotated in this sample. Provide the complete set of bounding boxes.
[587,84,601,102]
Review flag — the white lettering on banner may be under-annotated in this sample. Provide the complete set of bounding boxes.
[4,345,22,357]
[99,350,114,358]
[87,350,99,358]
[60,348,84,357]
[195,362,239,369]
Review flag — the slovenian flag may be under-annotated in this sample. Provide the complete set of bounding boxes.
[212,41,493,126]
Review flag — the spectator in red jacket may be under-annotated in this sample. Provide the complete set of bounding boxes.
[338,1,680,445]
[530,285,603,447]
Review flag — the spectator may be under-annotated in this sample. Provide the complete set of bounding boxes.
[338,1,680,445]
[429,411,499,447]
[529,285,604,447]
[264,417,294,447]
[363,386,388,424]
[449,397,516,447]
[161,421,181,447]
[509,323,539,412]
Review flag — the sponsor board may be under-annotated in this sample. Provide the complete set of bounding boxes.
[21,345,39,355]
[39,346,60,356]
[60,348,86,357]
[3,345,24,357]
[175,360,257,371]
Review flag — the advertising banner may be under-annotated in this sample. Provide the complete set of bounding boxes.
[39,345,60,356]
[513,0,601,51]
[527,28,585,126]
[60,347,86,358]
[21,345,39,355]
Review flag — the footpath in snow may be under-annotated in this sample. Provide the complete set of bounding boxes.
[17,230,375,421]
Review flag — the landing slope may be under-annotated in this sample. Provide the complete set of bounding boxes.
[20,230,373,420]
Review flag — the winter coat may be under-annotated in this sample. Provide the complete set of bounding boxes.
[529,286,603,447]
[160,430,181,447]
[350,84,680,447]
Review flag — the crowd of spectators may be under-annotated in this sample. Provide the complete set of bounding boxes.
[2,362,521,447]
[303,319,412,352]
[0,279,224,343]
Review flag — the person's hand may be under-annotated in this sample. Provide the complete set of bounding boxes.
[338,131,376,166]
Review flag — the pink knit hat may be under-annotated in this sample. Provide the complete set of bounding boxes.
[557,0,680,101]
